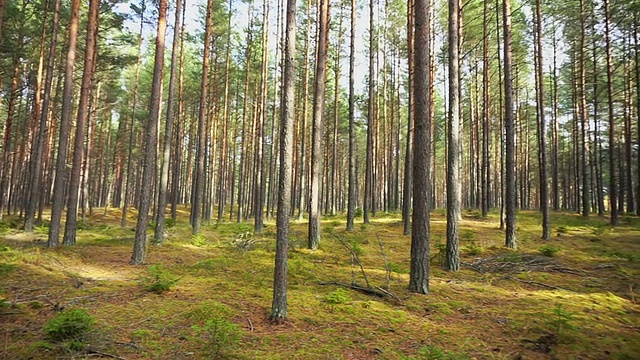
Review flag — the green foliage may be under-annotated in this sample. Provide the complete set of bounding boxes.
[547,304,576,338]
[140,264,180,294]
[192,318,243,359]
[231,232,256,251]
[556,226,569,236]
[43,309,94,342]
[165,218,176,228]
[354,207,363,218]
[387,262,408,274]
[0,263,17,276]
[325,288,352,305]
[191,234,208,247]
[463,242,483,256]
[539,244,561,257]
[431,240,446,266]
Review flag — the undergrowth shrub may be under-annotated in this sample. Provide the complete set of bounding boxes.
[191,234,208,247]
[192,318,242,359]
[325,288,352,306]
[463,242,483,256]
[43,308,94,343]
[546,304,576,343]
[140,264,180,294]
[231,232,256,251]
[539,244,561,257]
[556,226,569,236]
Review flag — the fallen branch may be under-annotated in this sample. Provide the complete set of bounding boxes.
[330,234,370,288]
[376,234,391,291]
[85,348,127,360]
[319,281,386,298]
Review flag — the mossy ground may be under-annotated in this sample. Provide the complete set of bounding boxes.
[0,209,639,359]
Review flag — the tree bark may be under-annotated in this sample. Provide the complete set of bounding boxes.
[409,0,431,294]
[154,0,184,243]
[604,0,618,226]
[445,0,461,272]
[63,0,100,246]
[346,0,357,232]
[131,0,167,264]
[48,0,80,247]
[503,0,517,249]
[403,0,414,235]
[308,0,329,250]
[191,0,213,235]
[271,0,297,323]
[535,0,550,239]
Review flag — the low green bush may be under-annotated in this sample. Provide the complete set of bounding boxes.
[43,308,94,342]
[140,264,180,294]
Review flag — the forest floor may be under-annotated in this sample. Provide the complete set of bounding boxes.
[0,209,639,359]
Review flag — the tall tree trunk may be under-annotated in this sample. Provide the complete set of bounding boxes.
[535,0,549,239]
[604,0,618,226]
[403,0,414,235]
[25,0,61,231]
[445,0,461,272]
[503,0,517,249]
[0,57,20,221]
[122,4,145,228]
[578,0,590,218]
[47,0,80,247]
[308,0,329,250]
[154,0,184,243]
[63,0,100,246]
[131,0,167,264]
[271,0,297,323]
[346,0,357,231]
[481,0,490,218]
[191,0,213,235]
[254,0,270,234]
[364,0,375,224]
[635,15,640,217]
[409,0,431,294]
[551,29,559,211]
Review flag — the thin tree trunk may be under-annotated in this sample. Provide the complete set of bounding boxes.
[481,0,490,218]
[63,0,100,246]
[308,0,329,250]
[131,0,167,264]
[503,0,517,249]
[47,0,80,247]
[346,0,357,231]
[25,0,61,231]
[445,0,461,272]
[122,5,145,228]
[154,0,183,242]
[535,0,549,239]
[364,0,375,224]
[403,0,414,235]
[604,0,618,226]
[191,0,213,235]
